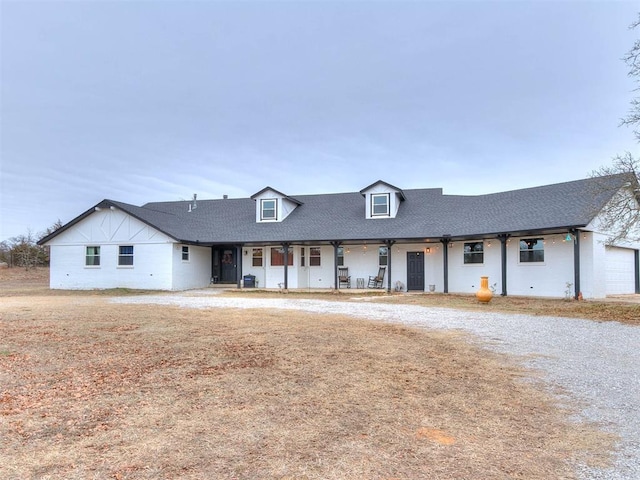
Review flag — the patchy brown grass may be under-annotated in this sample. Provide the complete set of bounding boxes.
[0,267,159,298]
[0,269,617,479]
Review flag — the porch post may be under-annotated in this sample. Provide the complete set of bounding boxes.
[236,245,243,288]
[385,240,395,293]
[498,234,509,296]
[635,249,640,294]
[571,229,581,299]
[331,241,341,290]
[440,236,450,293]
[282,242,290,290]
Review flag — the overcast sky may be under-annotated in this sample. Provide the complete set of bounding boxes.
[1,0,639,241]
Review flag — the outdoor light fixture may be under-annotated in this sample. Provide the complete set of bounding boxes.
[426,247,431,253]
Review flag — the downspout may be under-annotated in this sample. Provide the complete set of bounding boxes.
[498,234,509,296]
[385,240,396,293]
[571,229,581,299]
[283,242,290,290]
[440,236,450,293]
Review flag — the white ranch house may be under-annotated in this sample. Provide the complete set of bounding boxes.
[39,176,640,299]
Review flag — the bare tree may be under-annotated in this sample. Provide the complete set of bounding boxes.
[621,14,640,140]
[590,153,640,244]
[0,220,64,268]
[588,16,640,244]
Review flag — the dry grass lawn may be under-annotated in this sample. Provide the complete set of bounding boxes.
[0,268,618,479]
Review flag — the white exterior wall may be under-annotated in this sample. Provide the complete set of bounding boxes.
[50,243,174,290]
[579,232,608,299]
[446,241,503,294]
[47,207,175,290]
[243,248,267,288]
[340,244,389,287]
[504,236,575,298]
[298,246,335,289]
[171,244,212,290]
[266,252,298,288]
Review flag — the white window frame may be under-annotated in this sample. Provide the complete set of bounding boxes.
[85,246,100,267]
[519,238,545,264]
[260,199,277,221]
[252,248,263,267]
[118,245,134,267]
[309,247,321,266]
[371,193,390,216]
[378,246,388,266]
[463,241,484,265]
[182,246,190,262]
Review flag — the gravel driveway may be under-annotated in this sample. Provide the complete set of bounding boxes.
[113,292,639,480]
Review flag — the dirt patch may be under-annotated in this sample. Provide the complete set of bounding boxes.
[1,290,614,478]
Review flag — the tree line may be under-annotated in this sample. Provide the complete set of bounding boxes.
[0,221,63,269]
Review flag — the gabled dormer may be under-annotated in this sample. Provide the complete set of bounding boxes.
[359,180,406,219]
[250,187,303,223]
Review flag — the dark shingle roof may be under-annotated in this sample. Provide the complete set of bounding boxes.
[40,174,631,245]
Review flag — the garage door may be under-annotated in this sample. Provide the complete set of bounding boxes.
[605,247,637,295]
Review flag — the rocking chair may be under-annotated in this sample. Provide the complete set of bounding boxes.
[338,267,351,288]
[367,266,386,289]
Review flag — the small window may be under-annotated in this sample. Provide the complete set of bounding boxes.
[261,199,277,220]
[464,242,484,264]
[310,247,321,266]
[86,246,100,266]
[118,245,134,266]
[520,238,544,263]
[252,248,263,267]
[371,193,390,216]
[182,246,189,261]
[337,247,344,266]
[378,246,388,266]
[271,247,293,266]
[300,247,305,267]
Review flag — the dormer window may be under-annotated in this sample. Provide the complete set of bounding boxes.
[252,187,303,223]
[371,193,390,216]
[360,180,405,220]
[261,199,277,220]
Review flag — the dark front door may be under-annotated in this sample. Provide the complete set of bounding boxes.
[212,247,237,283]
[220,248,236,283]
[407,251,425,291]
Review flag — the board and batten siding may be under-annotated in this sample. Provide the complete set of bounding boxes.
[46,207,176,290]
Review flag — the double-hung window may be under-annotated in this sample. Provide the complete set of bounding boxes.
[371,193,390,216]
[309,247,321,266]
[86,246,100,266]
[182,246,190,262]
[252,248,263,267]
[261,199,277,220]
[519,238,544,263]
[118,245,134,266]
[378,246,388,266]
[337,247,344,266]
[463,242,484,264]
